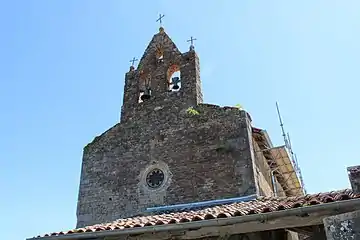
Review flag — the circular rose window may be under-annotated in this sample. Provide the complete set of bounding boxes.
[146,168,165,189]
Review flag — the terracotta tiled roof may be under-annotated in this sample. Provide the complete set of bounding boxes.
[35,189,360,238]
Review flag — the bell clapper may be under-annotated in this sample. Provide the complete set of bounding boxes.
[140,87,151,101]
[171,77,181,91]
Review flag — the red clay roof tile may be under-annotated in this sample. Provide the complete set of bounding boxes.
[34,189,360,239]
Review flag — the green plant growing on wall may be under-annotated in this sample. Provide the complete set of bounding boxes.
[235,104,243,110]
[186,107,200,116]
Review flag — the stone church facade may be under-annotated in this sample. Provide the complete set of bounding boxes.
[75,26,297,228]
[28,25,360,240]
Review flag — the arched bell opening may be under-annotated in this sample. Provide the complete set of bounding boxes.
[138,71,152,103]
[167,64,181,92]
[156,45,164,62]
[138,90,152,103]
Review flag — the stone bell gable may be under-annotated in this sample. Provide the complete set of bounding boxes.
[75,28,264,228]
[121,27,202,123]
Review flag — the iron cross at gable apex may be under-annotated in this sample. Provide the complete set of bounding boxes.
[156,14,165,33]
[130,57,138,66]
[129,57,138,71]
[187,36,197,51]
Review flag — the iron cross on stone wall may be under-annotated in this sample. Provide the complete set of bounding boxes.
[129,57,138,66]
[187,36,197,50]
[156,14,165,27]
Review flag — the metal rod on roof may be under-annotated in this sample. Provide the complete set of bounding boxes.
[287,132,294,155]
[276,102,289,149]
[145,194,257,213]
[295,154,306,194]
[275,102,306,195]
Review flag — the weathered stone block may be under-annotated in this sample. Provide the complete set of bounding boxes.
[348,165,360,194]
[323,210,360,239]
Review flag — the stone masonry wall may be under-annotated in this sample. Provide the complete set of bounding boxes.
[76,103,259,227]
[348,165,360,194]
[324,210,360,239]
[76,28,261,228]
[120,29,202,123]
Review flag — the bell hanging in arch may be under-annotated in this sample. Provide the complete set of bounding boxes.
[141,88,151,101]
[171,77,181,90]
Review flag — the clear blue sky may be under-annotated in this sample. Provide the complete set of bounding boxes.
[1,1,359,239]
